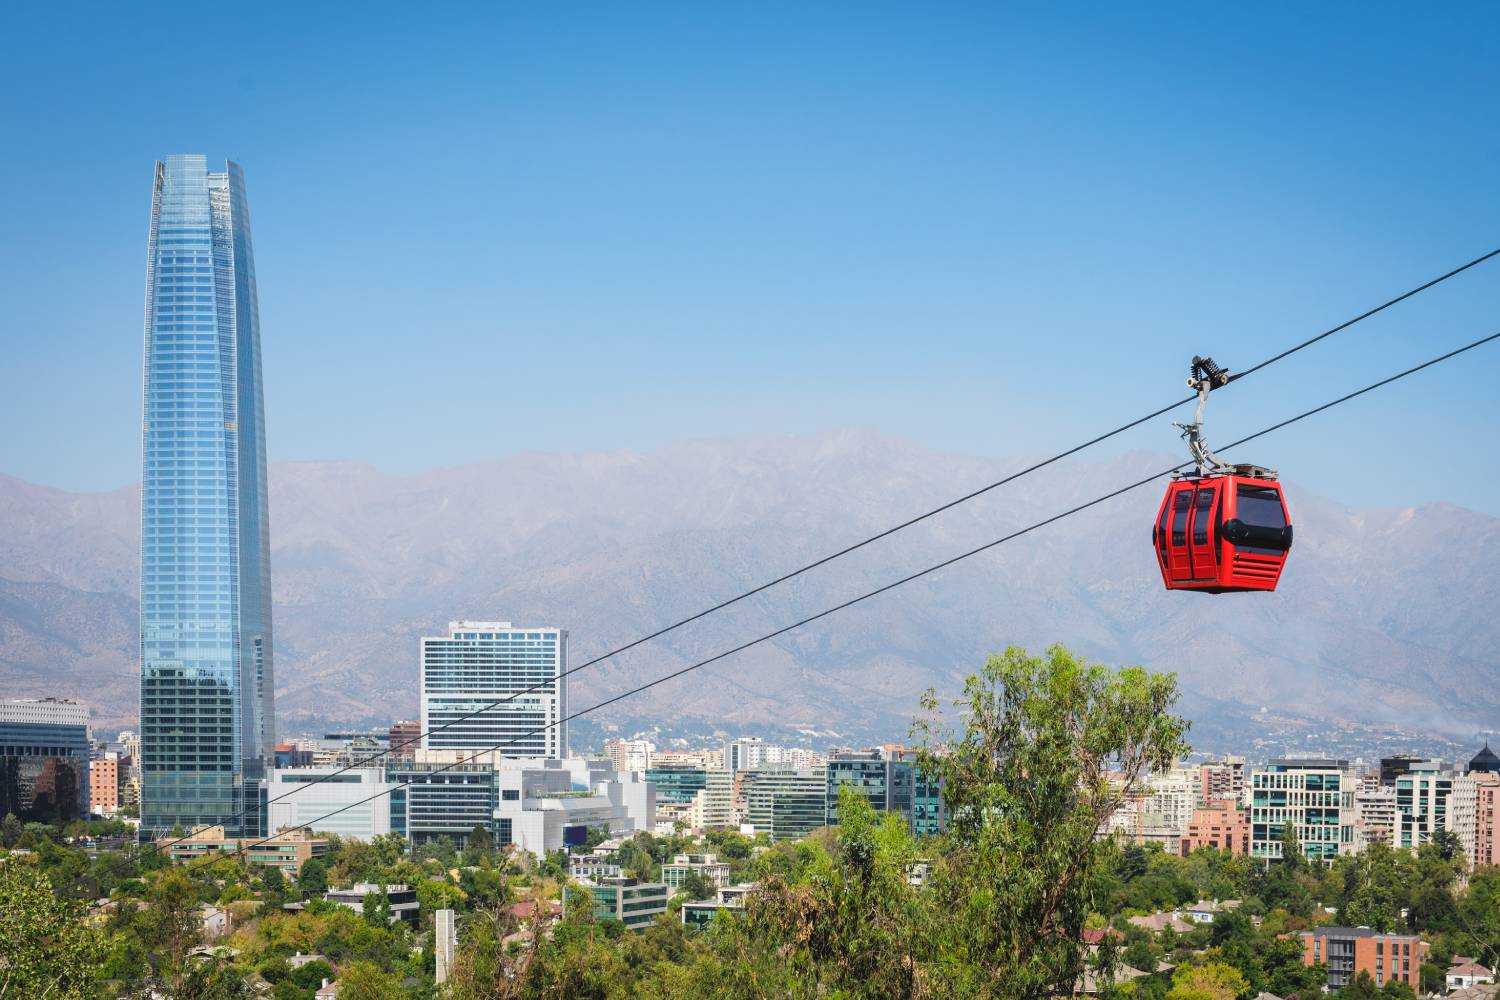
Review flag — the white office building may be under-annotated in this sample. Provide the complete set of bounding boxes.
[421,621,567,758]
[492,758,655,855]
[267,767,398,841]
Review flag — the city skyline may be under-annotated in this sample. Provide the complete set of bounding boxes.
[139,155,274,838]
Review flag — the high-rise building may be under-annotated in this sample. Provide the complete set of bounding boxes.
[1195,755,1246,807]
[139,155,274,838]
[723,737,766,772]
[388,720,422,760]
[825,750,915,829]
[0,698,92,820]
[1250,759,1357,863]
[90,753,125,815]
[1450,771,1500,870]
[420,621,567,758]
[745,767,827,842]
[1395,763,1454,849]
[605,738,654,772]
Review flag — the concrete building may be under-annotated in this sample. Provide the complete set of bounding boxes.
[0,697,92,820]
[387,756,500,848]
[1451,771,1500,871]
[661,853,731,890]
[1250,759,1357,863]
[745,767,827,842]
[421,621,567,758]
[268,767,398,841]
[435,909,456,985]
[1395,762,1455,849]
[388,721,422,761]
[681,882,756,928]
[90,752,125,815]
[1355,778,1398,849]
[691,770,736,829]
[157,825,330,877]
[1107,767,1195,853]
[325,883,419,925]
[1301,927,1427,991]
[723,737,766,772]
[605,739,654,772]
[1195,755,1247,807]
[491,758,652,855]
[569,876,669,931]
[1179,801,1249,856]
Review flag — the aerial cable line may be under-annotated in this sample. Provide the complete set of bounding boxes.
[132,244,1500,857]
[95,327,1499,904]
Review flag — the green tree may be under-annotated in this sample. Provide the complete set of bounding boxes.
[335,959,405,1000]
[299,856,329,896]
[137,867,204,998]
[677,870,716,901]
[1339,970,1380,1000]
[0,858,102,999]
[1166,962,1250,1000]
[1279,822,1305,873]
[362,884,391,927]
[913,644,1189,999]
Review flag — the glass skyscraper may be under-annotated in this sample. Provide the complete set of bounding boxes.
[421,621,568,758]
[140,155,274,838]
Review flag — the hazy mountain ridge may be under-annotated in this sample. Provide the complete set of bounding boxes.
[1,431,1496,745]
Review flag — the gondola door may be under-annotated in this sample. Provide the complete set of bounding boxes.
[1165,484,1194,582]
[1187,481,1220,583]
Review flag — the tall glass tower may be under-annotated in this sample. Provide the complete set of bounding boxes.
[140,155,274,838]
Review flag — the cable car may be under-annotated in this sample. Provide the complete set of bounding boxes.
[1153,358,1293,593]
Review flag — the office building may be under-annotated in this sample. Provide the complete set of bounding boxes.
[1395,763,1454,849]
[157,824,328,877]
[647,767,708,805]
[661,853,731,890]
[1301,928,1427,991]
[1250,759,1357,863]
[386,757,499,848]
[0,698,91,820]
[1380,755,1430,786]
[745,767,827,842]
[569,876,669,931]
[268,767,399,841]
[140,155,274,839]
[825,750,915,829]
[421,621,567,758]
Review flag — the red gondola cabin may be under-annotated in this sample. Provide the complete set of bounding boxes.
[1153,468,1292,593]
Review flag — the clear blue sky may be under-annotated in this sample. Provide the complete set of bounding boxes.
[2,3,1497,513]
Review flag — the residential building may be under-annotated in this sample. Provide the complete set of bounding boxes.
[1450,771,1500,871]
[1355,779,1398,849]
[325,883,419,925]
[681,882,756,929]
[1395,762,1454,849]
[156,825,329,877]
[661,853,731,890]
[0,698,92,820]
[570,858,623,881]
[1195,755,1247,807]
[723,737,766,771]
[1250,759,1356,863]
[1448,959,1495,991]
[745,767,827,842]
[1107,767,1195,853]
[140,155,275,840]
[691,770,736,829]
[654,799,695,834]
[1301,927,1427,991]
[652,749,705,769]
[825,750,915,829]
[569,876,669,931]
[421,621,567,758]
[387,721,422,761]
[90,753,125,815]
[1180,801,1249,856]
[268,767,399,841]
[605,739,654,772]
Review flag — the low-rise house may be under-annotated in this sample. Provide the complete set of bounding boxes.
[1449,959,1496,991]
[681,882,758,929]
[155,825,330,878]
[324,883,420,925]
[1127,911,1196,934]
[568,875,669,931]
[1178,899,1240,924]
[1300,927,1427,992]
[661,852,731,890]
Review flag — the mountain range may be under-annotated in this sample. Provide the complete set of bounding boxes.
[2,430,1496,749]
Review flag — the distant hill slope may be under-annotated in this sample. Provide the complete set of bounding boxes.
[2,430,1496,744]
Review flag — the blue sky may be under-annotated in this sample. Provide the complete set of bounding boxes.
[2,3,1498,513]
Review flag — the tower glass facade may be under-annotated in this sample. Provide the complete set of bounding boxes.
[140,154,274,838]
